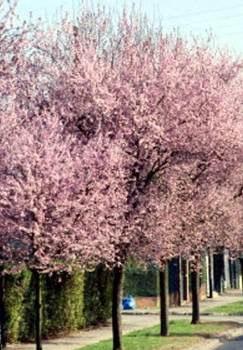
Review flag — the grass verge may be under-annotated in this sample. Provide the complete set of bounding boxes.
[205,300,243,315]
[77,320,239,350]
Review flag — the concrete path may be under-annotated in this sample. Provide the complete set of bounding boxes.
[7,290,243,350]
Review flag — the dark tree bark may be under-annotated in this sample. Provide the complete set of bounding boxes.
[33,270,42,350]
[182,260,189,302]
[208,249,214,299]
[178,256,183,306]
[191,270,200,324]
[112,265,123,350]
[160,263,169,336]
[0,273,6,349]
[214,253,225,293]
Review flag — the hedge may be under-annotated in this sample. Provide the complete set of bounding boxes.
[3,265,112,343]
[123,263,158,297]
[4,270,32,343]
[84,265,112,325]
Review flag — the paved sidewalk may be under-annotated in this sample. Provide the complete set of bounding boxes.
[7,290,243,350]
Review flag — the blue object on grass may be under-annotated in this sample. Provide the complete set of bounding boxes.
[122,295,136,310]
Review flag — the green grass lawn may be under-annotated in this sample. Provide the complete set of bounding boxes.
[76,320,238,350]
[206,300,243,315]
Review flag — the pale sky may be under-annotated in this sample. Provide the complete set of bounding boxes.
[16,0,243,55]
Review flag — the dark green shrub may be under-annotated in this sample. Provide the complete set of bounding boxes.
[18,271,35,341]
[123,263,158,297]
[42,269,85,337]
[4,270,32,343]
[4,266,112,342]
[84,265,112,326]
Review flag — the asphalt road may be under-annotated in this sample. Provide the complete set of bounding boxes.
[216,336,243,350]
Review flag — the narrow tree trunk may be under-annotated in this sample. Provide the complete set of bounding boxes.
[0,273,6,349]
[178,256,183,306]
[208,249,214,299]
[112,266,123,350]
[220,253,225,293]
[160,263,169,336]
[33,270,42,350]
[184,260,190,302]
[191,270,200,324]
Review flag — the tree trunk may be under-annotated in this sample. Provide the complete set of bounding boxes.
[160,263,169,336]
[183,260,190,302]
[112,266,123,350]
[208,249,214,298]
[191,270,200,324]
[178,256,183,306]
[33,270,42,350]
[0,273,6,349]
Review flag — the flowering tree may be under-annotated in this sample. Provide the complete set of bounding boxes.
[56,8,243,348]
[0,10,130,350]
[0,85,130,350]
[1,3,242,350]
[0,111,78,349]
[0,1,33,347]
[126,30,243,332]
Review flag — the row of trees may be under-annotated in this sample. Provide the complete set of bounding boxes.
[0,1,243,349]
